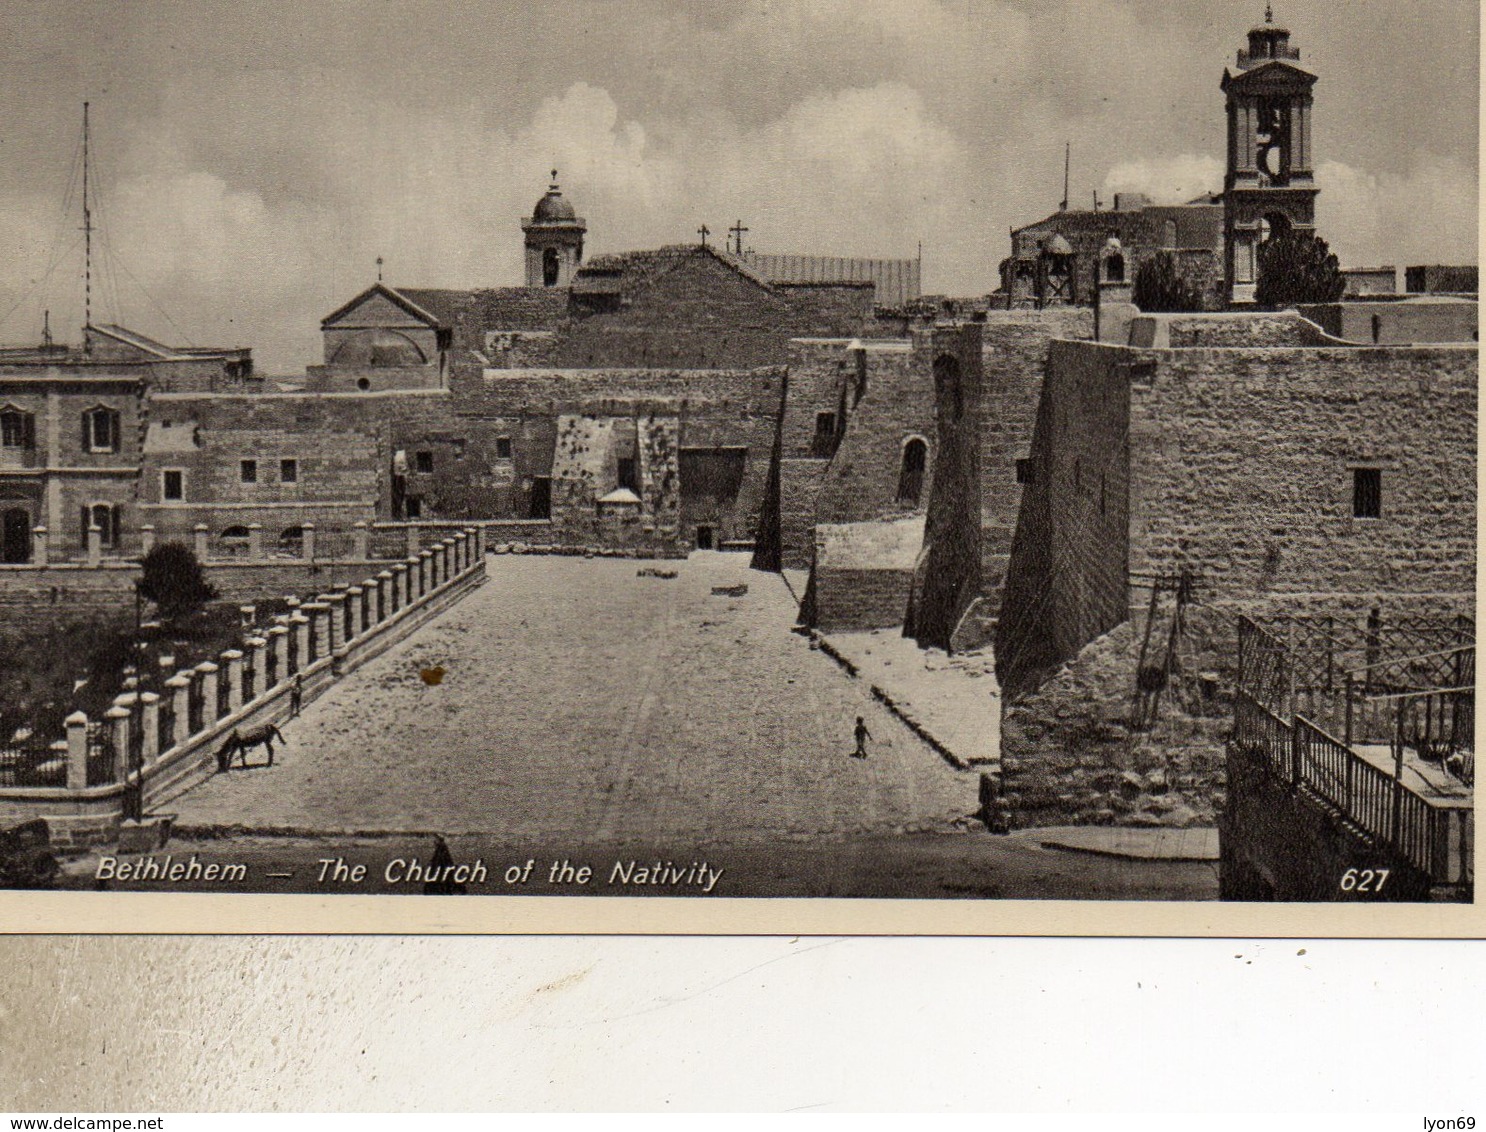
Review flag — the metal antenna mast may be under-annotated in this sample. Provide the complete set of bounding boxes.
[82,101,93,351]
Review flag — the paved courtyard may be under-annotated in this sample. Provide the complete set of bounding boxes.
[170,553,981,842]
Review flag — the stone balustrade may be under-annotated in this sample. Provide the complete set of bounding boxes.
[0,527,486,841]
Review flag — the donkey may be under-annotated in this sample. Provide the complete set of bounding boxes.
[215,723,285,772]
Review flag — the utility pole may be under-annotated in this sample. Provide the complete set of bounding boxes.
[1060,142,1070,211]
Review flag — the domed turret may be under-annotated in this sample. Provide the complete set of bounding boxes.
[521,171,587,288]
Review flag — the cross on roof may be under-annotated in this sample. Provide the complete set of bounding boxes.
[697,223,710,248]
[729,219,749,256]
[376,256,383,282]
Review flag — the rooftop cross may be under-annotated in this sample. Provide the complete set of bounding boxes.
[729,219,749,256]
[1265,2,1273,22]
[697,223,710,248]
[376,256,383,283]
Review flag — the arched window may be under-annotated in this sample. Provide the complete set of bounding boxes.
[82,405,120,454]
[543,247,560,287]
[1105,253,1125,283]
[933,355,963,421]
[897,437,929,505]
[0,406,35,450]
[220,525,252,557]
[83,503,120,548]
[279,526,305,557]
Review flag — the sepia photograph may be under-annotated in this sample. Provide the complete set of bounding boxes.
[0,0,1476,927]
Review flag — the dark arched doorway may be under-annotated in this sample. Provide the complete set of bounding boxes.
[543,247,561,287]
[897,437,928,505]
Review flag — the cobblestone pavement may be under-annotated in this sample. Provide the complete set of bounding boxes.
[170,553,979,841]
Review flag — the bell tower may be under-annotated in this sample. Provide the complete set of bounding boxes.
[1222,6,1319,304]
[521,171,586,288]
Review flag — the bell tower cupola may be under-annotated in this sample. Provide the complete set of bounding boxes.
[521,171,587,288]
[1222,6,1320,304]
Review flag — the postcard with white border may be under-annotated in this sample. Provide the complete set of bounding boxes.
[0,0,1478,936]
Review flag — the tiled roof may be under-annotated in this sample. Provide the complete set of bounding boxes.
[396,287,570,332]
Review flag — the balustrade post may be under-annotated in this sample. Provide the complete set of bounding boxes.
[292,612,312,668]
[140,692,161,762]
[194,523,210,562]
[326,592,348,653]
[246,522,264,562]
[474,524,485,559]
[65,711,89,791]
[196,662,220,723]
[306,602,331,660]
[376,571,393,621]
[248,636,268,700]
[31,526,48,567]
[167,674,192,745]
[140,524,156,556]
[406,525,420,556]
[302,521,317,562]
[353,521,370,561]
[268,625,290,683]
[221,649,245,713]
[405,555,422,601]
[347,586,365,638]
[106,706,131,782]
[86,524,102,567]
[419,550,433,596]
[392,563,409,611]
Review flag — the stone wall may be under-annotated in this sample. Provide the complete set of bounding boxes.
[996,340,1131,691]
[993,329,1476,830]
[802,516,923,632]
[1127,310,1339,349]
[904,323,984,650]
[0,564,139,621]
[1126,344,1477,597]
[1297,299,1478,345]
[975,309,1095,629]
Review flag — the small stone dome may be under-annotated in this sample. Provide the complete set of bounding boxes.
[532,173,577,223]
[1043,234,1074,257]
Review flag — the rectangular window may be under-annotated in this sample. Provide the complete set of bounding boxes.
[162,470,184,502]
[1016,458,1033,485]
[405,495,423,519]
[415,450,434,474]
[84,407,119,453]
[1352,468,1382,519]
[240,459,258,484]
[280,458,298,484]
[495,437,513,460]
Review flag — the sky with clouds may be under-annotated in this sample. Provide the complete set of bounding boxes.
[0,0,1476,372]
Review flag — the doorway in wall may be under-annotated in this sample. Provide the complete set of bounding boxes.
[696,525,714,550]
[1,507,32,563]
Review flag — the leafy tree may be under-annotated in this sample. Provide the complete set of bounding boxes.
[138,542,217,625]
[1255,232,1346,308]
[1132,252,1206,313]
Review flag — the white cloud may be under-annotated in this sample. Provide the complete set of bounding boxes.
[1316,157,1479,268]
[1100,155,1224,205]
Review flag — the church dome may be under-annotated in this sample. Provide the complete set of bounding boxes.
[1043,234,1074,257]
[532,174,578,223]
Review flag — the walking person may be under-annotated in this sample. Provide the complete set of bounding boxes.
[289,672,303,718]
[853,715,871,759]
